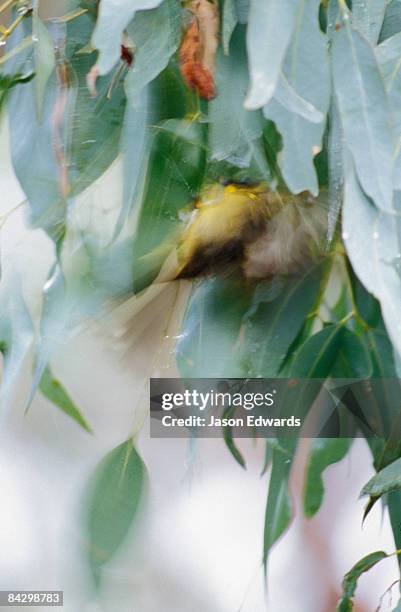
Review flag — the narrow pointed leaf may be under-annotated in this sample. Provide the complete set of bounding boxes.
[245,0,302,109]
[86,439,147,585]
[332,23,393,212]
[92,0,163,76]
[39,366,92,433]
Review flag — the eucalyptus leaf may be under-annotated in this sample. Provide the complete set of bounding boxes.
[208,27,264,169]
[263,440,296,569]
[337,551,388,611]
[33,15,56,120]
[177,275,254,377]
[222,0,238,54]
[245,0,302,110]
[352,0,387,44]
[68,51,127,196]
[86,439,147,585]
[361,455,401,497]
[264,0,330,195]
[113,86,149,239]
[379,0,401,42]
[9,66,66,238]
[304,439,352,518]
[332,23,394,212]
[331,328,372,379]
[125,0,181,102]
[39,366,92,433]
[92,0,163,76]
[290,324,344,378]
[241,265,324,377]
[343,168,401,367]
[0,276,34,413]
[388,490,401,575]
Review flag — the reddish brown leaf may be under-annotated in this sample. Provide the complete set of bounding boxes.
[179,0,219,101]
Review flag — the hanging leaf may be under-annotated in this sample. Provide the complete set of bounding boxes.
[337,551,388,611]
[379,0,401,42]
[343,168,401,367]
[86,439,147,585]
[208,26,264,169]
[304,439,352,518]
[92,0,163,76]
[0,276,34,412]
[39,366,92,433]
[263,440,296,571]
[352,0,387,44]
[33,14,56,120]
[176,275,254,377]
[222,0,238,55]
[179,0,219,100]
[361,456,401,498]
[68,50,127,197]
[332,22,394,212]
[331,328,372,379]
[223,411,246,468]
[125,0,181,102]
[263,0,330,195]
[241,264,325,377]
[245,0,303,110]
[290,324,344,378]
[8,28,67,238]
[112,86,149,238]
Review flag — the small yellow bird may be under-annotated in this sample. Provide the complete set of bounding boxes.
[174,182,328,280]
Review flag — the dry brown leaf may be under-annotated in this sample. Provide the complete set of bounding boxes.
[179,0,219,101]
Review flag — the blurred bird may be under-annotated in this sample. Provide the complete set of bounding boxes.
[168,181,328,281]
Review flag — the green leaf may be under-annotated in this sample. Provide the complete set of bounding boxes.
[33,15,55,120]
[86,439,147,585]
[331,328,372,379]
[376,32,401,187]
[92,0,163,75]
[245,0,303,109]
[350,268,381,328]
[223,411,246,468]
[8,36,66,238]
[176,275,254,377]
[332,22,394,212]
[241,265,324,377]
[132,118,206,292]
[39,366,92,433]
[304,439,352,518]
[208,27,265,170]
[8,14,126,238]
[290,324,344,378]
[343,168,401,367]
[125,0,181,101]
[387,490,401,575]
[263,0,330,195]
[112,86,149,238]
[272,74,325,124]
[222,0,238,55]
[379,0,401,42]
[337,551,388,611]
[263,440,296,569]
[361,456,401,498]
[68,52,127,197]
[0,276,34,411]
[352,0,387,44]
